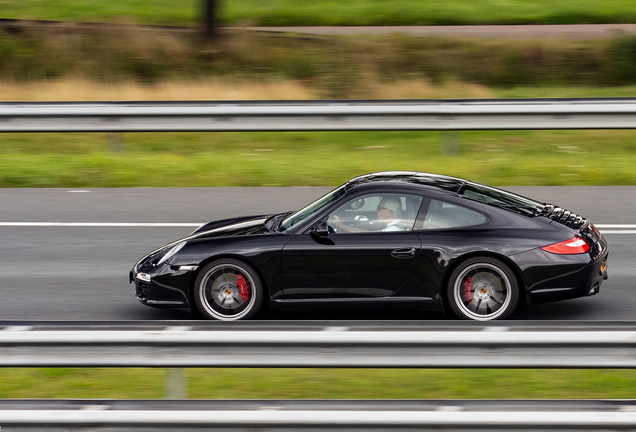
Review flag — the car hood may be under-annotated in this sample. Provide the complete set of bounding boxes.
[134,216,271,273]
[191,215,269,235]
[190,215,270,240]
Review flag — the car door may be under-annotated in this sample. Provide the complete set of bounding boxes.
[406,198,492,298]
[281,193,423,299]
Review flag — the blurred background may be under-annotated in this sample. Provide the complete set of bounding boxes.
[2,0,636,186]
[1,0,636,400]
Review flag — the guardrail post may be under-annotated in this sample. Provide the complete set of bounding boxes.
[166,368,186,399]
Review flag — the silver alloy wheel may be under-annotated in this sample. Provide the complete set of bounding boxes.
[452,262,512,321]
[198,263,258,321]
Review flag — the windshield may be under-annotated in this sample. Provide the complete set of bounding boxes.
[460,182,545,217]
[280,185,346,231]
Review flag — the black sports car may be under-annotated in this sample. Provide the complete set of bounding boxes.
[130,172,608,321]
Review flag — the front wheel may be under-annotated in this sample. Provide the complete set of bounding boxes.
[194,259,264,321]
[447,256,519,321]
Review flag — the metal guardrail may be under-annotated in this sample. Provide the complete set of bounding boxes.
[2,399,636,431]
[3,98,636,132]
[1,321,636,368]
[3,322,636,429]
[3,408,636,431]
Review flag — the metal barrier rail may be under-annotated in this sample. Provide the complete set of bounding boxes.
[4,98,636,131]
[2,399,636,431]
[1,322,636,368]
[2,324,636,429]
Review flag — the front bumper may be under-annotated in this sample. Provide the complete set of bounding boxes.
[130,264,197,308]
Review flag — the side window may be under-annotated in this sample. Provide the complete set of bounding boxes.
[418,199,487,230]
[327,194,423,233]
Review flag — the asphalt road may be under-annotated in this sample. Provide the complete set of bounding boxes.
[0,187,633,321]
[241,24,636,40]
[8,19,636,40]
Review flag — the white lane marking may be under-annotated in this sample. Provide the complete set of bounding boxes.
[0,222,203,227]
[596,224,636,229]
[598,230,636,235]
[67,190,91,193]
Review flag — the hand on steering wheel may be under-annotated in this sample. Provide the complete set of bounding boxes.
[328,214,342,233]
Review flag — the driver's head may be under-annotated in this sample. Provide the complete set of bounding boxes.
[377,197,401,219]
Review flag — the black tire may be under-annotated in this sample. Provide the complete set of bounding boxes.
[194,258,264,321]
[447,256,519,321]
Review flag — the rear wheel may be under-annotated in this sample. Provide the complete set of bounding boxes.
[447,256,519,321]
[194,259,263,321]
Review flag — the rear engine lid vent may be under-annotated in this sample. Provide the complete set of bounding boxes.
[540,204,588,231]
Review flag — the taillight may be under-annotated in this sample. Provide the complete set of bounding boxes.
[590,224,601,240]
[541,236,590,254]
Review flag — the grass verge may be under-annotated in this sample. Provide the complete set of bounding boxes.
[5,0,636,26]
[0,129,635,187]
[1,368,635,399]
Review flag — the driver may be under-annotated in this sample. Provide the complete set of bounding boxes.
[331,197,405,232]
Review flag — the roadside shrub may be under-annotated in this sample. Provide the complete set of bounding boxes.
[604,37,636,85]
[3,28,636,90]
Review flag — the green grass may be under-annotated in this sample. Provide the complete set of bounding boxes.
[1,129,635,187]
[4,0,636,26]
[492,85,636,99]
[0,368,167,399]
[1,368,635,399]
[187,369,636,399]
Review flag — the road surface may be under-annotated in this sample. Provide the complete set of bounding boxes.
[0,187,632,321]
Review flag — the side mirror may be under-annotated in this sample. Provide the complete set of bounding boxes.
[350,197,365,210]
[313,221,329,237]
[310,220,334,245]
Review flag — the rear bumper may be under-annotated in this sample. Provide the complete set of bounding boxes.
[511,242,609,304]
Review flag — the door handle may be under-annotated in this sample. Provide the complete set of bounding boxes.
[391,248,416,259]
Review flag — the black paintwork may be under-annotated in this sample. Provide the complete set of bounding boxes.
[130,172,609,317]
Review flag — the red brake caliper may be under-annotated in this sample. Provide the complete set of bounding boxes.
[464,277,473,303]
[237,275,250,302]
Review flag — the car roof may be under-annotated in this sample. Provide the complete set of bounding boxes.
[344,171,548,221]
[345,171,466,194]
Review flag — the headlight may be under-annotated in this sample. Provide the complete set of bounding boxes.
[136,272,151,282]
[156,241,186,266]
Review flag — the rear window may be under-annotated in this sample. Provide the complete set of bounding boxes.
[418,199,487,230]
[460,183,544,217]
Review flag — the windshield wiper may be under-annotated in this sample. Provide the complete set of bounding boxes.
[263,214,279,232]
[264,211,294,232]
[273,211,295,231]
